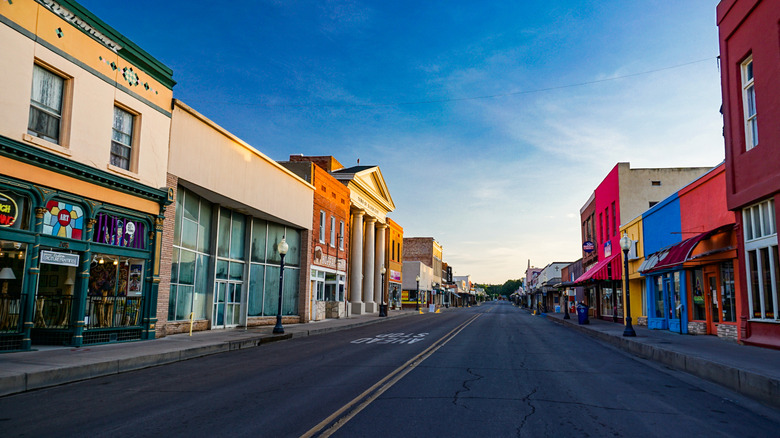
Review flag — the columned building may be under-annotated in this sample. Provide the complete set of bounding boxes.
[331,165,395,315]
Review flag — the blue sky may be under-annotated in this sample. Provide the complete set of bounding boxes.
[80,0,724,284]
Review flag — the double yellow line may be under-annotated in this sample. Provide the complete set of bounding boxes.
[301,313,482,438]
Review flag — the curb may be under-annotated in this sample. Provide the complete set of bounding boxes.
[0,311,417,397]
[545,313,780,409]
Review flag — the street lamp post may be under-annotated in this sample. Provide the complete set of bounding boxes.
[415,275,420,311]
[273,237,289,334]
[379,266,387,317]
[620,232,636,337]
[563,288,570,319]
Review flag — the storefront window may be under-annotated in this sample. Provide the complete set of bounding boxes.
[0,191,31,230]
[672,272,682,319]
[93,212,146,249]
[169,187,212,321]
[721,261,736,322]
[247,264,265,316]
[251,219,267,263]
[85,254,144,328]
[601,287,613,317]
[691,269,706,320]
[654,276,663,318]
[43,199,84,240]
[247,220,301,318]
[744,199,779,321]
[0,241,26,332]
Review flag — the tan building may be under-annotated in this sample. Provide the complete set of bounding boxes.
[386,218,404,309]
[159,101,314,335]
[0,0,174,350]
[331,165,395,315]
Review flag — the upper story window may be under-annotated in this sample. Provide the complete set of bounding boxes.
[742,56,758,151]
[111,106,135,170]
[28,64,64,144]
[319,211,326,243]
[339,221,345,250]
[330,216,336,247]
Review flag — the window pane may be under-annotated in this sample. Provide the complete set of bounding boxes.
[762,202,771,238]
[692,269,705,320]
[193,254,209,319]
[229,261,244,281]
[28,106,60,141]
[168,285,177,321]
[251,219,267,263]
[264,266,280,316]
[181,219,198,250]
[183,191,199,222]
[248,263,265,317]
[753,206,761,239]
[175,285,194,320]
[283,268,299,315]
[178,249,196,285]
[216,259,228,280]
[230,212,245,260]
[721,261,736,322]
[744,208,754,241]
[217,208,231,258]
[654,276,663,318]
[31,65,64,112]
[266,222,285,264]
[171,247,180,284]
[113,107,133,138]
[173,192,183,246]
[769,200,777,235]
[197,199,212,253]
[749,250,761,318]
[284,228,300,267]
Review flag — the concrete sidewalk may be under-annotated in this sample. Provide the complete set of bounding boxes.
[534,308,780,409]
[0,309,419,397]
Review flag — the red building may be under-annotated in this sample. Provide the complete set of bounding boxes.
[281,156,350,320]
[718,0,780,349]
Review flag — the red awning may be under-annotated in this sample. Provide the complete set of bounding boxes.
[573,253,621,284]
[640,225,734,274]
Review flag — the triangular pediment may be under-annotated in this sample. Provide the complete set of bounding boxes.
[334,165,394,213]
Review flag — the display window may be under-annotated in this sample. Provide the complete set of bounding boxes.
[85,254,144,329]
[42,199,84,239]
[0,241,27,332]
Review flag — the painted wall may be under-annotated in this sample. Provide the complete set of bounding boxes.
[641,195,682,255]
[621,215,645,320]
[168,101,313,230]
[0,0,173,190]
[718,0,780,210]
[594,164,621,262]
[678,164,735,233]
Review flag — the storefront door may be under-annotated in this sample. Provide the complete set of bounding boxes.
[213,280,241,329]
[704,269,721,335]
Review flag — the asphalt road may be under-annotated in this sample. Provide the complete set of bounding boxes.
[1,302,779,437]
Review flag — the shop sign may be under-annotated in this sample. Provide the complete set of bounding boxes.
[390,269,401,282]
[0,192,18,227]
[582,241,594,253]
[43,200,84,239]
[313,246,344,271]
[41,250,80,267]
[604,241,612,258]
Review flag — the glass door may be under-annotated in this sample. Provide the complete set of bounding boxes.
[213,280,241,329]
[705,271,721,335]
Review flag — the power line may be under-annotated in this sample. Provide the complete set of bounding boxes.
[195,56,717,109]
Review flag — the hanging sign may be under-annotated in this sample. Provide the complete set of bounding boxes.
[582,241,595,253]
[0,192,18,227]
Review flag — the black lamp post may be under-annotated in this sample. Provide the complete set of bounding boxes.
[415,275,420,311]
[620,232,636,337]
[379,266,387,317]
[273,237,289,334]
[563,288,571,319]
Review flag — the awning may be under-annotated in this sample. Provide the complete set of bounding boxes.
[573,253,621,284]
[640,224,734,274]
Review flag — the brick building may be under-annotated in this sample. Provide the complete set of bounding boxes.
[403,237,443,305]
[281,156,351,320]
[386,218,404,309]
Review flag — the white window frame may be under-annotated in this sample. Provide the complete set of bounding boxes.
[741,55,758,151]
[319,211,326,243]
[339,221,345,250]
[743,198,779,321]
[28,63,66,145]
[330,216,336,247]
[111,105,136,171]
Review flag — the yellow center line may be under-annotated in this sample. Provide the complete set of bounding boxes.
[301,313,482,438]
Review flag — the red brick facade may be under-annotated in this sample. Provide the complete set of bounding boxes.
[311,164,350,274]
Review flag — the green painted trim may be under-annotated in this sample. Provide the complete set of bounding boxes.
[0,14,172,117]
[0,134,168,204]
[43,0,175,89]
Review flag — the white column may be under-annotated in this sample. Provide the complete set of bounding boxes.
[374,223,387,307]
[350,210,365,315]
[362,218,376,313]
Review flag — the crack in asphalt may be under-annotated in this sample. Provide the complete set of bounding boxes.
[516,387,538,437]
[452,368,485,408]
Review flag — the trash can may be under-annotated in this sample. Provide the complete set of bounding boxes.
[576,303,589,325]
[378,304,388,317]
